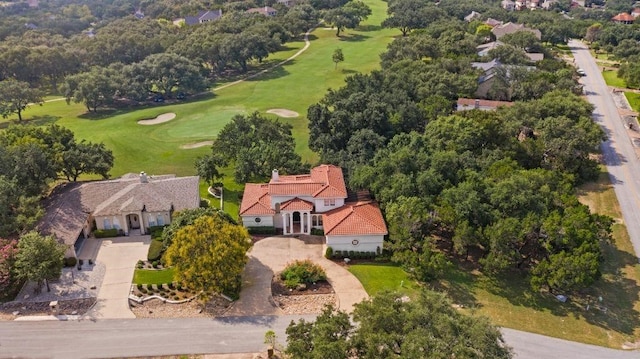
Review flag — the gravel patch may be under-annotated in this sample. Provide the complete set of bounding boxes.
[0,298,96,320]
[15,262,105,303]
[274,294,336,314]
[130,296,233,318]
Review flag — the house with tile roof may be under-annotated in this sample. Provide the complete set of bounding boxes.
[38,172,200,258]
[612,12,635,24]
[239,165,388,253]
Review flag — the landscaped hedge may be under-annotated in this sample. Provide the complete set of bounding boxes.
[94,229,119,238]
[281,259,327,289]
[247,226,277,235]
[64,257,77,267]
[332,250,376,260]
[148,225,166,239]
[310,228,324,236]
[147,239,164,261]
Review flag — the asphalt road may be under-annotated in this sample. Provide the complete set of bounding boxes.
[569,39,640,258]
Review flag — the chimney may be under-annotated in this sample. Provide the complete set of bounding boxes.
[474,99,480,109]
[272,169,279,182]
[140,171,148,183]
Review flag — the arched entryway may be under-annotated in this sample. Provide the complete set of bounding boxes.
[127,214,140,229]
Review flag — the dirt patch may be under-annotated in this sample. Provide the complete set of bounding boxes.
[137,113,177,125]
[130,296,233,318]
[271,276,336,314]
[180,140,213,149]
[266,109,299,118]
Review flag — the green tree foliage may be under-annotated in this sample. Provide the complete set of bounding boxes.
[0,176,43,237]
[286,291,513,358]
[195,154,225,188]
[161,207,237,251]
[60,141,114,181]
[164,215,252,299]
[60,67,117,112]
[332,48,344,69]
[323,1,372,36]
[618,55,640,89]
[0,239,18,296]
[382,0,441,36]
[124,53,207,98]
[13,231,66,293]
[211,112,307,183]
[0,79,43,121]
[280,259,327,289]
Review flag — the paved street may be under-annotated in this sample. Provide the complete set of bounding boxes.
[570,39,640,258]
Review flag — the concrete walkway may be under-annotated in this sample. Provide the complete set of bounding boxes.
[83,236,150,319]
[225,236,368,316]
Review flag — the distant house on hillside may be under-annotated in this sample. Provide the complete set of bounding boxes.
[491,22,541,40]
[612,12,635,24]
[176,9,223,26]
[457,98,514,111]
[239,165,388,253]
[38,172,200,258]
[246,6,278,16]
[464,11,482,22]
[134,10,144,19]
[541,0,558,9]
[502,0,516,10]
[632,8,640,18]
[276,0,295,7]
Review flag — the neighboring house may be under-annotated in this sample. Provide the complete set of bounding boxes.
[464,11,482,22]
[477,41,543,62]
[491,22,541,40]
[485,18,503,27]
[471,59,536,98]
[632,8,640,18]
[541,0,558,9]
[457,98,515,111]
[239,165,388,253]
[276,0,295,6]
[38,172,200,258]
[246,6,278,16]
[177,9,223,26]
[612,13,635,24]
[502,0,516,10]
[134,10,144,19]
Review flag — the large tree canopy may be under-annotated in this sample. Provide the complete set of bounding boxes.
[286,290,513,358]
[13,231,66,293]
[0,79,43,121]
[164,214,252,299]
[323,1,372,36]
[210,112,307,183]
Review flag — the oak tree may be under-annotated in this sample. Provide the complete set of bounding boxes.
[13,231,66,293]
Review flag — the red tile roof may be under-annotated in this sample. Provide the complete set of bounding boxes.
[268,164,347,199]
[323,201,388,236]
[239,184,274,215]
[280,197,314,211]
[612,13,635,22]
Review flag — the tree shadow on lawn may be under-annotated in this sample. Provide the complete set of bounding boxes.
[246,65,291,82]
[338,33,370,42]
[432,268,481,309]
[356,24,382,32]
[341,69,359,75]
[0,115,61,128]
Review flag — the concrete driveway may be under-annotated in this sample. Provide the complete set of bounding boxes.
[83,236,151,319]
[225,236,368,316]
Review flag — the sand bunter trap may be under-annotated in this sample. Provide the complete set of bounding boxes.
[180,141,214,149]
[137,113,177,125]
[266,109,299,118]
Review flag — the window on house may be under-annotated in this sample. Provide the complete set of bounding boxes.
[148,215,156,227]
[113,217,121,230]
[157,215,165,226]
[103,218,112,229]
[324,199,336,206]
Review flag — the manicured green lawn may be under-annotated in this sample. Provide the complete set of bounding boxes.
[602,70,626,88]
[133,268,175,285]
[348,263,420,298]
[625,92,640,112]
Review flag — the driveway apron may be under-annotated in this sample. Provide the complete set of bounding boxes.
[225,236,368,316]
[83,236,150,319]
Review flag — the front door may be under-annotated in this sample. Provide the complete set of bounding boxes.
[128,214,140,229]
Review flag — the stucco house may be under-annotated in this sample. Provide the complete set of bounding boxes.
[491,22,542,40]
[239,165,388,253]
[246,6,278,16]
[38,172,200,258]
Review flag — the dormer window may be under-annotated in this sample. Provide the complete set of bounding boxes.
[324,199,336,206]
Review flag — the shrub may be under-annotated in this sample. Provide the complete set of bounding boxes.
[168,282,175,290]
[325,247,333,259]
[88,259,94,265]
[334,250,342,258]
[137,283,143,291]
[78,259,84,265]
[348,251,355,258]
[148,225,166,240]
[174,295,180,300]
[147,239,164,262]
[247,226,277,235]
[376,246,381,255]
[64,257,77,267]
[94,229,119,238]
[152,261,159,268]
[280,260,327,289]
[310,228,324,236]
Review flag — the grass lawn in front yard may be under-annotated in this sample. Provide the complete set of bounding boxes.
[348,262,420,298]
[133,268,175,285]
[602,70,626,88]
[625,92,640,112]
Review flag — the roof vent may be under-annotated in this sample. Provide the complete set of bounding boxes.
[272,169,279,182]
[140,171,148,183]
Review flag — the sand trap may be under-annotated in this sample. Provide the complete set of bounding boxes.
[180,141,213,149]
[266,109,299,118]
[137,113,176,125]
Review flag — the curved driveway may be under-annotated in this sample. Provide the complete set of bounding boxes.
[225,236,368,316]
